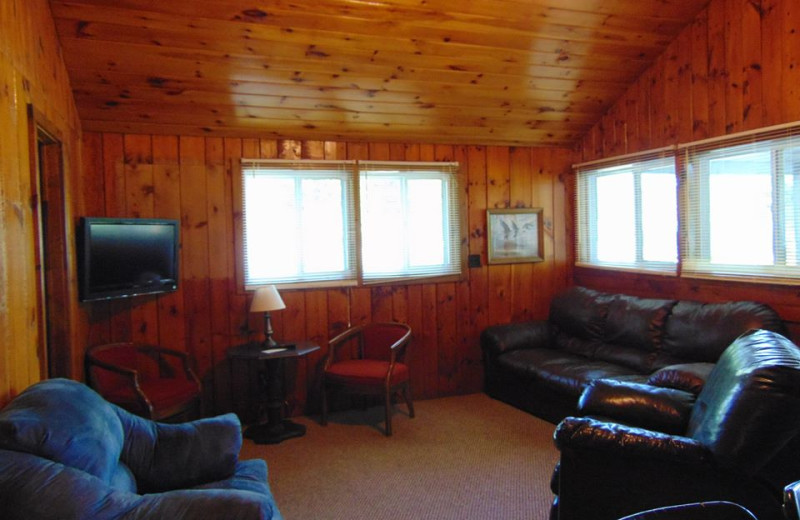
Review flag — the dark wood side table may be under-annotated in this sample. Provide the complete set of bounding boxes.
[227,341,320,444]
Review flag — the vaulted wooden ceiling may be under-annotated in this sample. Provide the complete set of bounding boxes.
[49,0,710,146]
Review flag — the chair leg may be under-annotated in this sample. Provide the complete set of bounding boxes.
[321,383,328,426]
[403,383,415,419]
[384,390,392,436]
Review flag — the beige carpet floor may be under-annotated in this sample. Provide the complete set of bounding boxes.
[240,393,559,520]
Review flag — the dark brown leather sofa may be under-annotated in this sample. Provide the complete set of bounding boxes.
[480,286,786,424]
[551,329,800,520]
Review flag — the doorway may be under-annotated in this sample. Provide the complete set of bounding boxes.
[28,106,71,379]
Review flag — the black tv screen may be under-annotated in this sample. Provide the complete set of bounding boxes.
[78,217,179,302]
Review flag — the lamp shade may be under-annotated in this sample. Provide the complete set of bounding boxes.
[250,285,286,313]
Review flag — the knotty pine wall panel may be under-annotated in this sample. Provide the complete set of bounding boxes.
[575,0,800,338]
[0,0,83,406]
[76,134,572,418]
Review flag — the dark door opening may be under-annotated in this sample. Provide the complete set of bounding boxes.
[29,106,71,379]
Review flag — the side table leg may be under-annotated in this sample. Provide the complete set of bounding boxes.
[244,357,307,444]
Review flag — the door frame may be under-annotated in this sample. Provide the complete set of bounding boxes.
[27,105,72,379]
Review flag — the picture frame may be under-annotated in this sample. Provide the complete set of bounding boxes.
[486,208,544,264]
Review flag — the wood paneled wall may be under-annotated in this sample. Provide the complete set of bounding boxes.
[575,0,800,337]
[75,135,572,417]
[0,0,83,406]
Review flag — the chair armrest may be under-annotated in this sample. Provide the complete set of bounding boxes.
[324,326,361,368]
[647,363,715,394]
[87,357,139,380]
[86,359,153,416]
[554,416,709,464]
[117,410,243,493]
[136,346,202,386]
[122,489,280,520]
[618,502,757,520]
[578,379,696,434]
[480,320,551,356]
[785,480,800,520]
[0,449,140,520]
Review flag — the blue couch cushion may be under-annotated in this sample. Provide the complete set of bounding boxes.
[0,379,124,483]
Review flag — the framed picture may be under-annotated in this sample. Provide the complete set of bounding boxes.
[486,208,544,264]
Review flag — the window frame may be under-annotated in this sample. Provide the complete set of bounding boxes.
[575,148,678,274]
[680,126,800,283]
[574,121,800,286]
[236,158,465,291]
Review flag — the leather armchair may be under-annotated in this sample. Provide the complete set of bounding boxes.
[551,329,800,520]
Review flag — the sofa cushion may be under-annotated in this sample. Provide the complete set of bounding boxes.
[549,287,612,341]
[498,348,642,397]
[660,301,786,363]
[0,379,124,484]
[595,295,675,371]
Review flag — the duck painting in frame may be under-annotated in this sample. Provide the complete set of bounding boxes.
[486,208,544,264]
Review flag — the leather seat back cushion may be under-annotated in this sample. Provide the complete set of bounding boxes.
[658,300,788,365]
[594,295,676,372]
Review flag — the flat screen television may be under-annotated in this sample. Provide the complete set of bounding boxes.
[78,217,180,302]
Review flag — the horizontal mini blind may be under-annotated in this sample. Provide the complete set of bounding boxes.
[241,159,357,288]
[680,123,800,283]
[575,147,678,272]
[358,161,462,284]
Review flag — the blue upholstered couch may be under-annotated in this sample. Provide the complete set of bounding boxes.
[0,378,282,520]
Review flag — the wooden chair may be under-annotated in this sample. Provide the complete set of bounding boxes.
[85,342,202,421]
[321,322,414,436]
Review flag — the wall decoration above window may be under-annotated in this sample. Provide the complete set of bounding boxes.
[486,208,544,264]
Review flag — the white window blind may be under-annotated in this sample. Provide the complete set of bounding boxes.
[358,161,462,284]
[575,148,678,272]
[681,123,800,283]
[241,159,357,288]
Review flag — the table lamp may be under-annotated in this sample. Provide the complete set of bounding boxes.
[250,285,286,347]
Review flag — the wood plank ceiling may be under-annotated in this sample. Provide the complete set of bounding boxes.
[49,0,710,146]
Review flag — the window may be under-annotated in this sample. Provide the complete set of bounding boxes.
[241,160,357,287]
[241,159,462,288]
[576,150,678,272]
[681,126,800,282]
[359,161,461,284]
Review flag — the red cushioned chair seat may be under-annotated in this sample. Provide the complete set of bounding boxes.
[326,360,410,387]
[104,378,200,412]
[86,343,202,421]
[321,322,414,436]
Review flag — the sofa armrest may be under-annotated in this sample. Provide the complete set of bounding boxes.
[578,379,696,434]
[122,489,280,520]
[647,363,715,394]
[480,320,551,356]
[785,480,800,520]
[0,449,140,520]
[619,502,758,520]
[554,416,709,464]
[117,409,243,492]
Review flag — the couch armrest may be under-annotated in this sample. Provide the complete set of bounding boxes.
[578,379,696,434]
[122,489,280,520]
[0,449,139,520]
[554,416,709,464]
[480,320,551,356]
[647,363,715,394]
[619,502,757,520]
[117,409,242,493]
[785,480,800,520]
